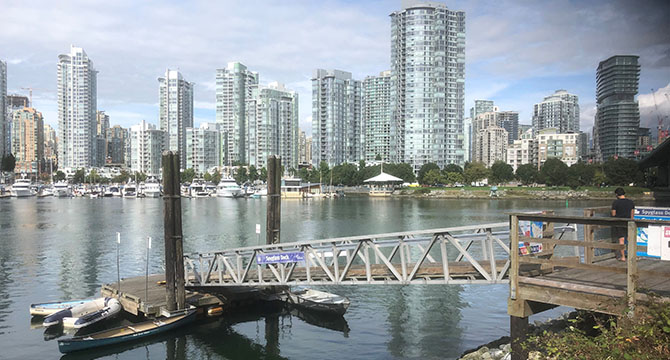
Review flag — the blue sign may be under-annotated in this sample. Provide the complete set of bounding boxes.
[634,207,670,258]
[256,252,305,265]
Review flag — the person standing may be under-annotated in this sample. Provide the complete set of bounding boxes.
[611,187,635,261]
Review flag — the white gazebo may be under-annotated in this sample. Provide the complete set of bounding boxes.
[364,171,403,197]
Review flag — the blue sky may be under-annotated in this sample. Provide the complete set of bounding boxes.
[2,0,669,136]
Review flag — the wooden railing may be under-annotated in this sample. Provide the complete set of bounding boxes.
[510,213,670,308]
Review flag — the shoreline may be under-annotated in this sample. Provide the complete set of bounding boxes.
[389,188,656,201]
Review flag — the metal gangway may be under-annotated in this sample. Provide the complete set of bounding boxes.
[184,222,519,287]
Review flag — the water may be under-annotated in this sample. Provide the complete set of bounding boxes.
[0,196,620,359]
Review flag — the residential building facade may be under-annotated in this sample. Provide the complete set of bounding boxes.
[470,99,494,120]
[536,128,578,169]
[298,130,312,166]
[216,62,259,165]
[0,60,6,159]
[363,70,396,162]
[186,125,221,174]
[57,45,97,169]
[594,55,640,161]
[506,129,536,172]
[498,111,519,144]
[44,124,57,165]
[532,90,580,134]
[106,125,127,165]
[5,95,30,156]
[128,120,165,177]
[246,82,299,169]
[158,69,193,169]
[11,107,44,175]
[463,117,472,162]
[311,69,362,166]
[474,126,507,167]
[391,0,466,170]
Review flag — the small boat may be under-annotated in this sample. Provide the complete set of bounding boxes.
[54,181,72,198]
[216,178,244,198]
[285,288,350,315]
[58,308,197,353]
[63,298,121,329]
[44,297,118,327]
[30,299,92,317]
[123,183,138,198]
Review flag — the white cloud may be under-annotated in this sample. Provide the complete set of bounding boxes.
[639,83,670,132]
[194,101,216,111]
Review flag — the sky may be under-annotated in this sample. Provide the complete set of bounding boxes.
[2,0,670,138]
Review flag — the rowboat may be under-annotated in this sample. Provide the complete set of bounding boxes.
[285,288,350,315]
[58,308,196,353]
[44,298,118,327]
[30,299,92,317]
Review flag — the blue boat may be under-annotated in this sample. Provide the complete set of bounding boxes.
[58,308,196,353]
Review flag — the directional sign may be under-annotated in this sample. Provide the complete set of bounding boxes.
[256,252,305,265]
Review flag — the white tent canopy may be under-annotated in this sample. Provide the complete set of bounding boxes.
[364,172,403,183]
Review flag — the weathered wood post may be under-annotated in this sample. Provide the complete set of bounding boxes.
[509,214,528,360]
[266,156,281,245]
[162,151,185,311]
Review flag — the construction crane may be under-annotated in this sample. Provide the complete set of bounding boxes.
[19,87,48,107]
[651,89,669,145]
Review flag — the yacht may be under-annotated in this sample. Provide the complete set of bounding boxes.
[189,180,210,198]
[38,185,55,197]
[103,186,115,197]
[11,176,35,197]
[144,177,162,198]
[216,178,244,198]
[123,183,138,198]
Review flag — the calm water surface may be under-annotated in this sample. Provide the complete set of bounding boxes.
[0,197,622,359]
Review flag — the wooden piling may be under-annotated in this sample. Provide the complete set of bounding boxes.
[266,156,281,245]
[162,151,185,311]
[510,315,528,360]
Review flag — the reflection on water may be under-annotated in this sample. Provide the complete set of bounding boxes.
[0,196,626,359]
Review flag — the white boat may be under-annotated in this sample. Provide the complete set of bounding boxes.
[63,298,122,329]
[103,186,115,197]
[216,178,244,198]
[123,183,138,198]
[38,186,55,197]
[285,288,350,315]
[53,181,72,198]
[143,177,162,198]
[11,176,35,197]
[30,299,93,316]
[189,181,209,198]
[43,297,120,328]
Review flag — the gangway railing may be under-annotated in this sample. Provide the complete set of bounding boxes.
[184,223,518,287]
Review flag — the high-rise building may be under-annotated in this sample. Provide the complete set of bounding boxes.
[44,124,57,166]
[185,125,221,174]
[532,90,580,134]
[311,69,362,166]
[363,70,396,162]
[0,60,6,159]
[391,0,466,170]
[216,62,259,165]
[536,128,578,169]
[57,45,98,170]
[11,107,44,175]
[474,126,507,167]
[298,130,312,166]
[106,125,128,165]
[463,117,472,162]
[5,95,30,155]
[95,111,109,167]
[470,100,495,120]
[245,82,299,169]
[594,55,640,161]
[128,120,165,177]
[577,132,590,160]
[636,127,652,156]
[498,111,520,144]
[158,69,193,169]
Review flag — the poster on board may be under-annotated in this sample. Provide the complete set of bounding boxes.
[634,207,670,259]
[518,220,544,255]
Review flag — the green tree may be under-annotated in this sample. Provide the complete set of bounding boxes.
[417,162,440,185]
[87,169,101,184]
[248,165,258,182]
[463,162,489,185]
[73,168,86,184]
[234,167,248,185]
[135,172,147,182]
[203,172,212,182]
[423,169,445,185]
[489,161,514,185]
[260,167,268,182]
[603,157,640,186]
[443,163,463,174]
[375,154,382,161]
[112,170,130,184]
[1,153,16,172]
[385,163,416,183]
[180,168,196,183]
[211,169,222,184]
[515,164,539,185]
[54,171,66,182]
[540,158,569,186]
[332,163,358,186]
[446,172,464,185]
[566,162,596,188]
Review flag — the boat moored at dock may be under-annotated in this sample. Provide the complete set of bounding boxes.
[216,178,243,198]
